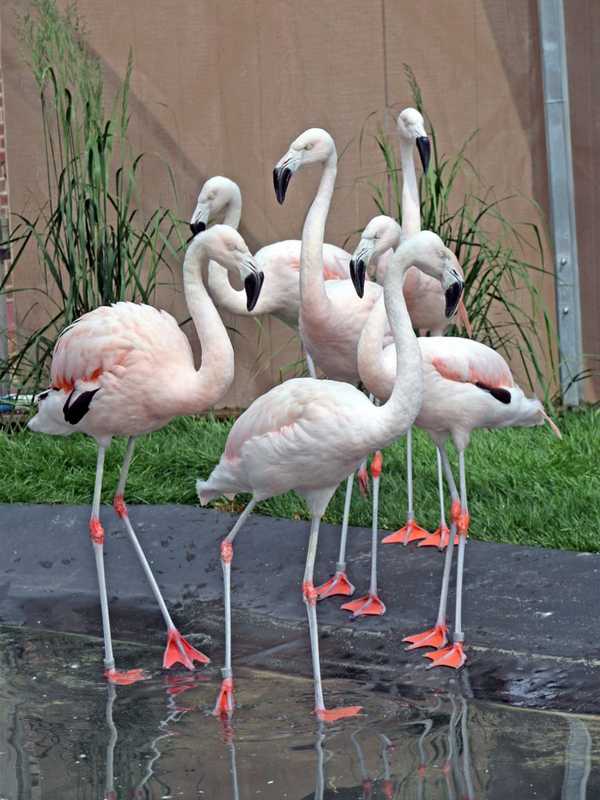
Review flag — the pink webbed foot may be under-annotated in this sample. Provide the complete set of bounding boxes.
[418,524,459,549]
[316,705,363,722]
[316,570,355,600]
[163,628,210,670]
[425,641,466,670]
[105,667,148,686]
[403,623,448,651]
[341,592,386,618]
[213,677,235,718]
[382,520,430,545]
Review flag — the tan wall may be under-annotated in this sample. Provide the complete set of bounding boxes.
[4,0,595,406]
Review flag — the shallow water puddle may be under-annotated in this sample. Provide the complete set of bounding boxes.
[1,627,599,799]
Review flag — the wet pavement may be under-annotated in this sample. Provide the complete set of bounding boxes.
[2,504,600,796]
[2,504,600,717]
[2,626,599,799]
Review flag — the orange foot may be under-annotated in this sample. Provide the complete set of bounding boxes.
[316,570,355,600]
[382,520,430,545]
[316,705,363,722]
[425,642,466,670]
[213,676,235,718]
[341,592,386,618]
[418,525,459,549]
[163,628,210,670]
[105,667,148,685]
[403,623,448,651]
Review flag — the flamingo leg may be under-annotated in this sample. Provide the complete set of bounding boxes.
[316,473,356,600]
[317,393,374,601]
[405,444,459,652]
[341,452,385,617]
[213,498,257,718]
[113,437,209,671]
[426,449,468,670]
[418,447,456,549]
[89,445,146,686]
[304,515,362,722]
[382,428,430,545]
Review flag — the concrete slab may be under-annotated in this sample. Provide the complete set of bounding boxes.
[1,503,599,713]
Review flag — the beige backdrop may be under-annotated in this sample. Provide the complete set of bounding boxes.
[2,0,598,404]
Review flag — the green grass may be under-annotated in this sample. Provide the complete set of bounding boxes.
[1,409,598,552]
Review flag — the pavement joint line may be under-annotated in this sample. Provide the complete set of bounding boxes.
[468,643,600,667]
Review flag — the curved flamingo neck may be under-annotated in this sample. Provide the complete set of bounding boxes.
[399,135,421,237]
[357,293,390,400]
[299,154,337,315]
[207,191,246,313]
[183,241,235,410]
[361,249,423,444]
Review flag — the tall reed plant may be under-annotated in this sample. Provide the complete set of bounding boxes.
[0,0,184,396]
[363,66,557,400]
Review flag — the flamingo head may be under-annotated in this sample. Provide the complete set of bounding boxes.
[398,231,464,318]
[350,216,402,297]
[190,176,241,236]
[192,225,264,311]
[397,107,430,173]
[273,128,336,204]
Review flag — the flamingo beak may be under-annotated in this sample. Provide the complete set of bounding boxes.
[416,136,431,174]
[349,257,366,298]
[244,267,265,311]
[189,200,210,239]
[189,220,206,236]
[542,409,562,439]
[444,271,464,318]
[273,165,293,205]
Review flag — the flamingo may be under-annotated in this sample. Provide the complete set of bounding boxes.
[197,228,464,720]
[389,108,471,547]
[354,214,462,553]
[271,128,397,608]
[350,230,561,668]
[189,176,351,354]
[28,225,264,684]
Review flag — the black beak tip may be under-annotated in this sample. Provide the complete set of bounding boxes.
[416,137,431,175]
[273,167,292,205]
[189,221,206,236]
[350,258,366,299]
[445,280,464,318]
[245,271,264,312]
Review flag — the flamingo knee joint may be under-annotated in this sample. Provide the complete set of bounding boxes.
[221,540,234,564]
[89,517,104,545]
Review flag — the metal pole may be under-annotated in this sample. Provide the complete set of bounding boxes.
[537,0,584,406]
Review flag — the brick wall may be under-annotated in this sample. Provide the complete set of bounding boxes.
[0,59,13,395]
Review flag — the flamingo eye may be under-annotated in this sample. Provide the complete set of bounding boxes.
[304,143,313,151]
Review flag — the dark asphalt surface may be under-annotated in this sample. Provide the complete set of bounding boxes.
[1,503,599,713]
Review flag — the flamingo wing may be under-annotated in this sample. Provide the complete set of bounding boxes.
[51,302,191,392]
[422,337,514,392]
[224,378,333,462]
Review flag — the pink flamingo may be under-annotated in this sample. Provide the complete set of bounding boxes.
[197,227,464,720]
[28,225,264,684]
[272,128,397,609]
[351,230,561,668]
[386,108,471,547]
[189,175,351,374]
